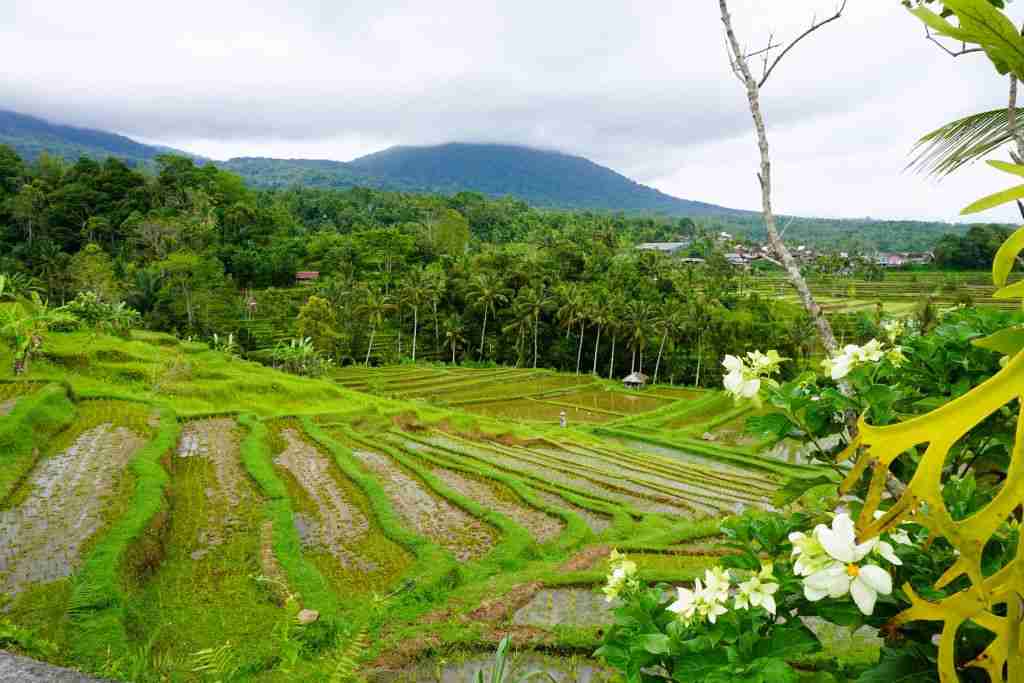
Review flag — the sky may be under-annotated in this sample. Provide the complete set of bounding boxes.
[1,0,1022,223]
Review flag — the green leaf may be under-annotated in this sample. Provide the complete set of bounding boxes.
[772,475,836,507]
[752,623,820,661]
[987,159,1024,177]
[972,326,1024,355]
[746,413,795,439]
[641,633,672,656]
[994,279,1024,299]
[856,647,939,683]
[961,183,1024,214]
[992,225,1024,286]
[813,601,864,628]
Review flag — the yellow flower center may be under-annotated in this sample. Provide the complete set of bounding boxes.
[846,563,860,577]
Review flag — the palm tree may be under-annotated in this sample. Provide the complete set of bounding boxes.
[652,302,686,386]
[400,269,430,362]
[587,288,611,376]
[555,283,587,374]
[624,300,655,374]
[356,288,395,366]
[424,264,447,350]
[606,293,626,380]
[466,273,509,359]
[442,315,466,364]
[516,286,554,369]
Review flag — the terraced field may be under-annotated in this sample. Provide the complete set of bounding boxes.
[0,333,840,681]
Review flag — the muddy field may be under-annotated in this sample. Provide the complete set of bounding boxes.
[428,466,564,543]
[352,449,496,562]
[512,587,614,628]
[0,423,144,595]
[274,428,373,570]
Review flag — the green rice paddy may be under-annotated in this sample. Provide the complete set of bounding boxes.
[0,328,844,680]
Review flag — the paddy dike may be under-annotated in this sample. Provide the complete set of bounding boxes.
[531,489,611,535]
[0,423,144,596]
[352,449,496,562]
[274,428,373,570]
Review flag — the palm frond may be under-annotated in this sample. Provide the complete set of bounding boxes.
[909,108,1014,176]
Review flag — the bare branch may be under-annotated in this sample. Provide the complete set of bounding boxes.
[742,41,782,60]
[758,0,848,88]
[924,26,983,57]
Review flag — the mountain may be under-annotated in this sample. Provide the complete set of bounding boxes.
[0,109,743,216]
[221,144,745,216]
[0,109,199,167]
[345,143,744,216]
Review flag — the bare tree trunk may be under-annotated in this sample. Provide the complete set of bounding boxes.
[366,327,376,366]
[608,334,616,380]
[576,321,585,375]
[719,0,840,356]
[479,307,488,358]
[533,314,540,369]
[654,332,667,384]
[412,306,418,362]
[592,325,602,375]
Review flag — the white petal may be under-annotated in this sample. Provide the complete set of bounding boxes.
[818,528,855,564]
[850,578,878,615]
[857,565,893,595]
[761,594,776,615]
[877,541,902,566]
[722,355,743,372]
[804,583,828,601]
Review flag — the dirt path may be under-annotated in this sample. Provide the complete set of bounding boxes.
[274,429,373,570]
[430,467,563,543]
[176,418,255,560]
[0,398,18,417]
[0,651,113,682]
[353,449,495,562]
[0,424,144,596]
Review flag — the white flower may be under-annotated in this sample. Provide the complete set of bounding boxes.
[858,339,885,363]
[723,369,760,399]
[890,528,913,546]
[881,319,905,344]
[667,583,699,623]
[721,352,781,400]
[703,567,731,602]
[735,564,779,615]
[789,531,831,577]
[821,340,888,380]
[801,514,893,615]
[602,550,638,602]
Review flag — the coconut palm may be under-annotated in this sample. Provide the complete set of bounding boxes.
[555,283,587,375]
[400,268,430,362]
[516,286,554,369]
[606,293,626,380]
[466,273,510,359]
[442,315,466,364]
[587,293,611,376]
[624,300,655,374]
[652,302,686,385]
[356,288,395,366]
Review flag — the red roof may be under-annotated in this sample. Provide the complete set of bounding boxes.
[295,271,320,280]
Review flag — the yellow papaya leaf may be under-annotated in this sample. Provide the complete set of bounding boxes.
[844,350,1024,682]
[993,226,1024,287]
[962,186,1024,215]
[989,160,1024,178]
[972,326,1024,355]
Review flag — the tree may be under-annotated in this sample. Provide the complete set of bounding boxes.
[588,291,611,376]
[555,283,587,375]
[400,271,429,362]
[0,293,75,374]
[466,273,509,359]
[719,0,846,356]
[356,288,395,366]
[68,243,119,302]
[443,315,466,364]
[297,295,340,358]
[9,182,46,247]
[516,285,554,369]
[624,300,655,374]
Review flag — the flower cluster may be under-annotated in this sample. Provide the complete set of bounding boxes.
[722,349,784,400]
[602,549,640,602]
[667,567,732,625]
[821,339,904,380]
[789,513,905,615]
[881,318,905,344]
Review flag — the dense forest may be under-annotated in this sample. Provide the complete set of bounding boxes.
[0,146,845,385]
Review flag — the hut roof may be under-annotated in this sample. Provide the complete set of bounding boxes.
[623,372,649,385]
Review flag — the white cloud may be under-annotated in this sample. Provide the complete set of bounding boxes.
[1,0,1021,221]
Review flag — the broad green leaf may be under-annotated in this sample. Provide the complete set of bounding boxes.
[972,326,1024,355]
[908,7,972,41]
[752,623,820,661]
[992,225,1024,286]
[856,647,938,683]
[772,475,835,507]
[961,184,1024,214]
[944,0,1024,76]
[987,159,1024,177]
[641,633,671,655]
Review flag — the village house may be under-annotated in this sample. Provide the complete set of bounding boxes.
[295,271,320,285]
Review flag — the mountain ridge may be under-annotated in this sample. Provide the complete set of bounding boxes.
[0,108,745,216]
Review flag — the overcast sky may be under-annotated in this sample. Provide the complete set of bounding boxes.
[2,1,1022,222]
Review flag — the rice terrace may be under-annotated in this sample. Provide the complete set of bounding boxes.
[0,329,818,680]
[6,1,1024,682]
